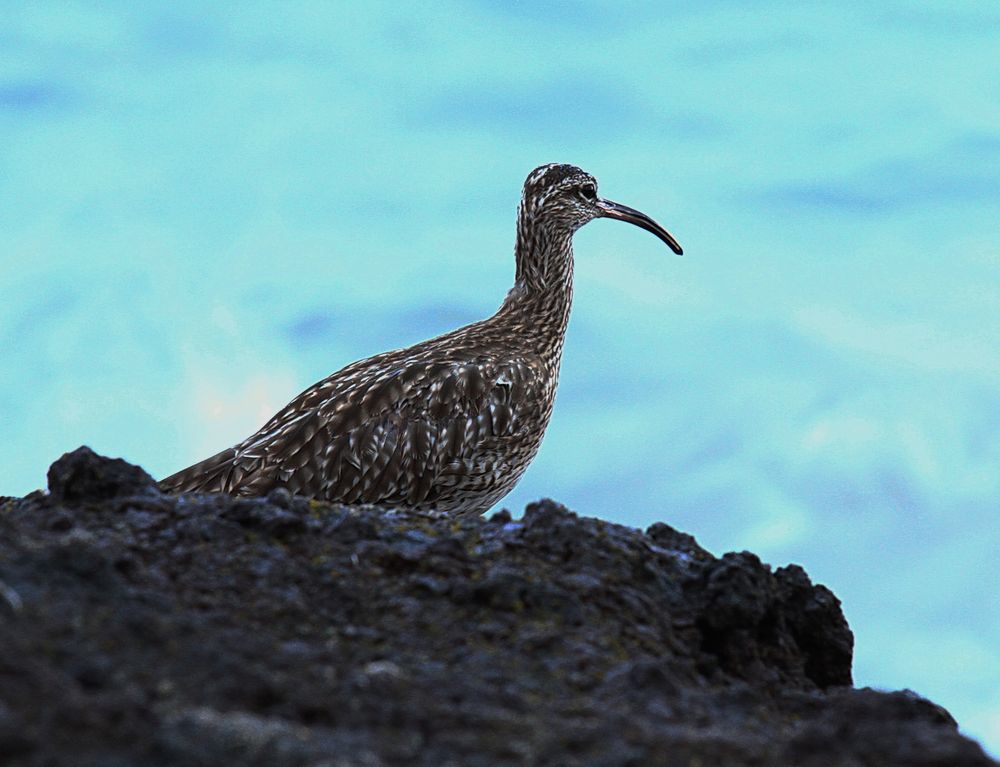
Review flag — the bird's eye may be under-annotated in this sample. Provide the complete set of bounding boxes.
[581,184,597,200]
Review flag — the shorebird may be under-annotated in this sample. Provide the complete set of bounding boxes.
[160,163,682,514]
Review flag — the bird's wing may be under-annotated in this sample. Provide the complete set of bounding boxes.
[158,445,242,494]
[163,355,543,506]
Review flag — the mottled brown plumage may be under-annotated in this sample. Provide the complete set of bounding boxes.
[160,164,682,515]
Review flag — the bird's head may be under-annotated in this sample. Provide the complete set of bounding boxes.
[519,163,682,255]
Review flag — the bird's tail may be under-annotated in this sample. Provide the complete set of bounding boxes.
[159,447,240,495]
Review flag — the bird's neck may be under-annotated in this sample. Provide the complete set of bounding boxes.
[497,220,575,365]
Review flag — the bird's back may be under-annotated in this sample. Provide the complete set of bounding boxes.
[159,317,556,515]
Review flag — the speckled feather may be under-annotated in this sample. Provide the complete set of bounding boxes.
[160,164,681,515]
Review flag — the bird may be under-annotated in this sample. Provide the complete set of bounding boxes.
[159,163,682,515]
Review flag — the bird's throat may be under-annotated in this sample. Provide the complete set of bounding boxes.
[513,223,574,294]
[502,227,575,362]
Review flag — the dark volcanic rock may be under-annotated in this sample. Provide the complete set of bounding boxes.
[47,445,158,503]
[0,450,993,766]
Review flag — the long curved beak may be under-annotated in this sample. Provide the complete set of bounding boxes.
[597,198,683,255]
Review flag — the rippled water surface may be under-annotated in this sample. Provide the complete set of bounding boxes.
[2,1,999,754]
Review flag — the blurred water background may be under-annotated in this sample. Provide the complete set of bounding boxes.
[2,0,999,754]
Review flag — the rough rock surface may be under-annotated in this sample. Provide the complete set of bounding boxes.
[0,446,993,766]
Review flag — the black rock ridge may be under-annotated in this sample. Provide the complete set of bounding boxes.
[0,446,993,766]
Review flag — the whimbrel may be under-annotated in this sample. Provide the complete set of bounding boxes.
[160,164,682,514]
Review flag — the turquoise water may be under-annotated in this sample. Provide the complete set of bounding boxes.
[2,1,999,754]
